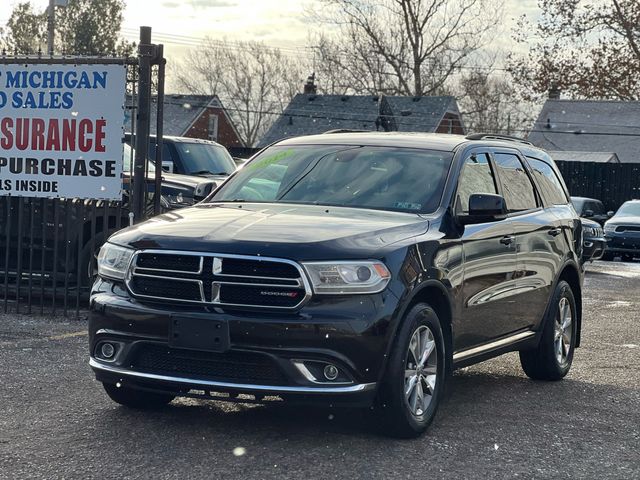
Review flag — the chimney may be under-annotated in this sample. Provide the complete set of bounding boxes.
[549,82,561,100]
[303,73,317,95]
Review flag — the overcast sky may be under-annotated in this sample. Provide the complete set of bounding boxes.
[1,0,541,90]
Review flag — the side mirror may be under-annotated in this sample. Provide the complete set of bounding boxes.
[607,211,614,218]
[584,209,594,218]
[161,161,174,173]
[458,193,507,225]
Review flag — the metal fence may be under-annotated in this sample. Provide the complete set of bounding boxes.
[556,161,640,212]
[1,29,165,318]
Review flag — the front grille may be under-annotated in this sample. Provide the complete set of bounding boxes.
[220,257,299,278]
[137,253,202,272]
[127,251,309,309]
[130,276,202,301]
[131,344,287,385]
[616,225,640,233]
[220,284,303,308]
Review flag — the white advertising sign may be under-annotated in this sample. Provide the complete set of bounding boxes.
[0,63,127,199]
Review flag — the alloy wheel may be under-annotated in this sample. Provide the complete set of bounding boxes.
[404,325,438,417]
[554,297,573,366]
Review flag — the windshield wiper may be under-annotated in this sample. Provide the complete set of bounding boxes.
[190,170,230,176]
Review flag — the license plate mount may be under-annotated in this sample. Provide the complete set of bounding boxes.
[169,315,230,353]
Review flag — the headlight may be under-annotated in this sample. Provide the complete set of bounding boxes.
[604,224,615,233]
[97,243,134,280]
[161,192,195,208]
[302,261,391,294]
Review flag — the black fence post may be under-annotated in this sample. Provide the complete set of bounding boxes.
[133,26,153,223]
[154,45,166,216]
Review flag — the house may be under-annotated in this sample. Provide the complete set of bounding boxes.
[528,94,640,164]
[385,96,464,134]
[258,77,465,147]
[547,151,620,164]
[125,94,244,149]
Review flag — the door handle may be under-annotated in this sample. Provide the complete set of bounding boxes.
[548,228,561,237]
[500,235,515,246]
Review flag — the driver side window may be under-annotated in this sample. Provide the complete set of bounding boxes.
[456,153,498,214]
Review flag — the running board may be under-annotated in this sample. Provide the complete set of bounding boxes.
[453,331,536,363]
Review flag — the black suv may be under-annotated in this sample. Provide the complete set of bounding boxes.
[90,133,583,437]
[124,134,237,178]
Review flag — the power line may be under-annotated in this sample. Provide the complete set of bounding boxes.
[154,98,640,137]
[119,27,510,74]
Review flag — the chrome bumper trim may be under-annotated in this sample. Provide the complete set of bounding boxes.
[90,358,376,395]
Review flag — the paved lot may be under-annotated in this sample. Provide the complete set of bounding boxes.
[1,261,639,479]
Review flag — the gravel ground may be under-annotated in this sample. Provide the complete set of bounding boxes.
[0,261,638,479]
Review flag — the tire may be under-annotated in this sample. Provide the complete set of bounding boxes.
[375,304,447,438]
[519,280,577,381]
[78,231,110,288]
[103,382,175,409]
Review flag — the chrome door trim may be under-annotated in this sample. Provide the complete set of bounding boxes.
[452,331,535,362]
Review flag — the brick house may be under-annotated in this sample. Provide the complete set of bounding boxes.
[126,94,244,149]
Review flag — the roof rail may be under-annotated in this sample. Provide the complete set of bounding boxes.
[323,129,370,134]
[465,133,533,146]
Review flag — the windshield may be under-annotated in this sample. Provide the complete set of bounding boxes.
[122,143,155,173]
[175,142,236,175]
[616,202,640,217]
[209,145,453,213]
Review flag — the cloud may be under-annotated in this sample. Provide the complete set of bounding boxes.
[162,0,237,8]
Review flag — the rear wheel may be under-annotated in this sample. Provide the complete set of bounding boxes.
[520,280,577,380]
[103,382,175,409]
[376,304,447,438]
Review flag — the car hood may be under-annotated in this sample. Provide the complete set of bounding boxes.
[110,202,429,260]
[606,215,640,226]
[580,217,600,228]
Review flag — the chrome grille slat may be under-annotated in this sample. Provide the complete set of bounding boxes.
[126,250,311,310]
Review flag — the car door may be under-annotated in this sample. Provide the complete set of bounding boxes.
[492,152,564,332]
[456,151,520,350]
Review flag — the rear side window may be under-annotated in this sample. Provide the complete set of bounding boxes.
[526,157,569,205]
[493,153,538,212]
[456,153,498,214]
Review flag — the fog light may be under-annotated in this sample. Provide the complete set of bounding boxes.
[323,364,339,381]
[101,342,116,359]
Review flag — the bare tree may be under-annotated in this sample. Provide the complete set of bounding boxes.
[456,56,534,135]
[508,0,640,100]
[175,39,305,147]
[310,0,503,96]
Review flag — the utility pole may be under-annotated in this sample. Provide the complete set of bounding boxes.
[47,0,55,55]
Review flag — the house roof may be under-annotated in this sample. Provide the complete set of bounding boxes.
[547,150,620,163]
[258,94,383,147]
[528,99,640,164]
[258,94,462,147]
[385,96,459,132]
[125,94,224,136]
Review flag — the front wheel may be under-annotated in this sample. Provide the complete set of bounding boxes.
[519,280,577,381]
[375,304,447,438]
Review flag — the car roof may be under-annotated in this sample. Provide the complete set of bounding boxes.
[124,132,225,148]
[274,131,547,154]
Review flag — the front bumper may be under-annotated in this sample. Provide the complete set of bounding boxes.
[605,233,640,256]
[583,235,606,261]
[89,279,400,406]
